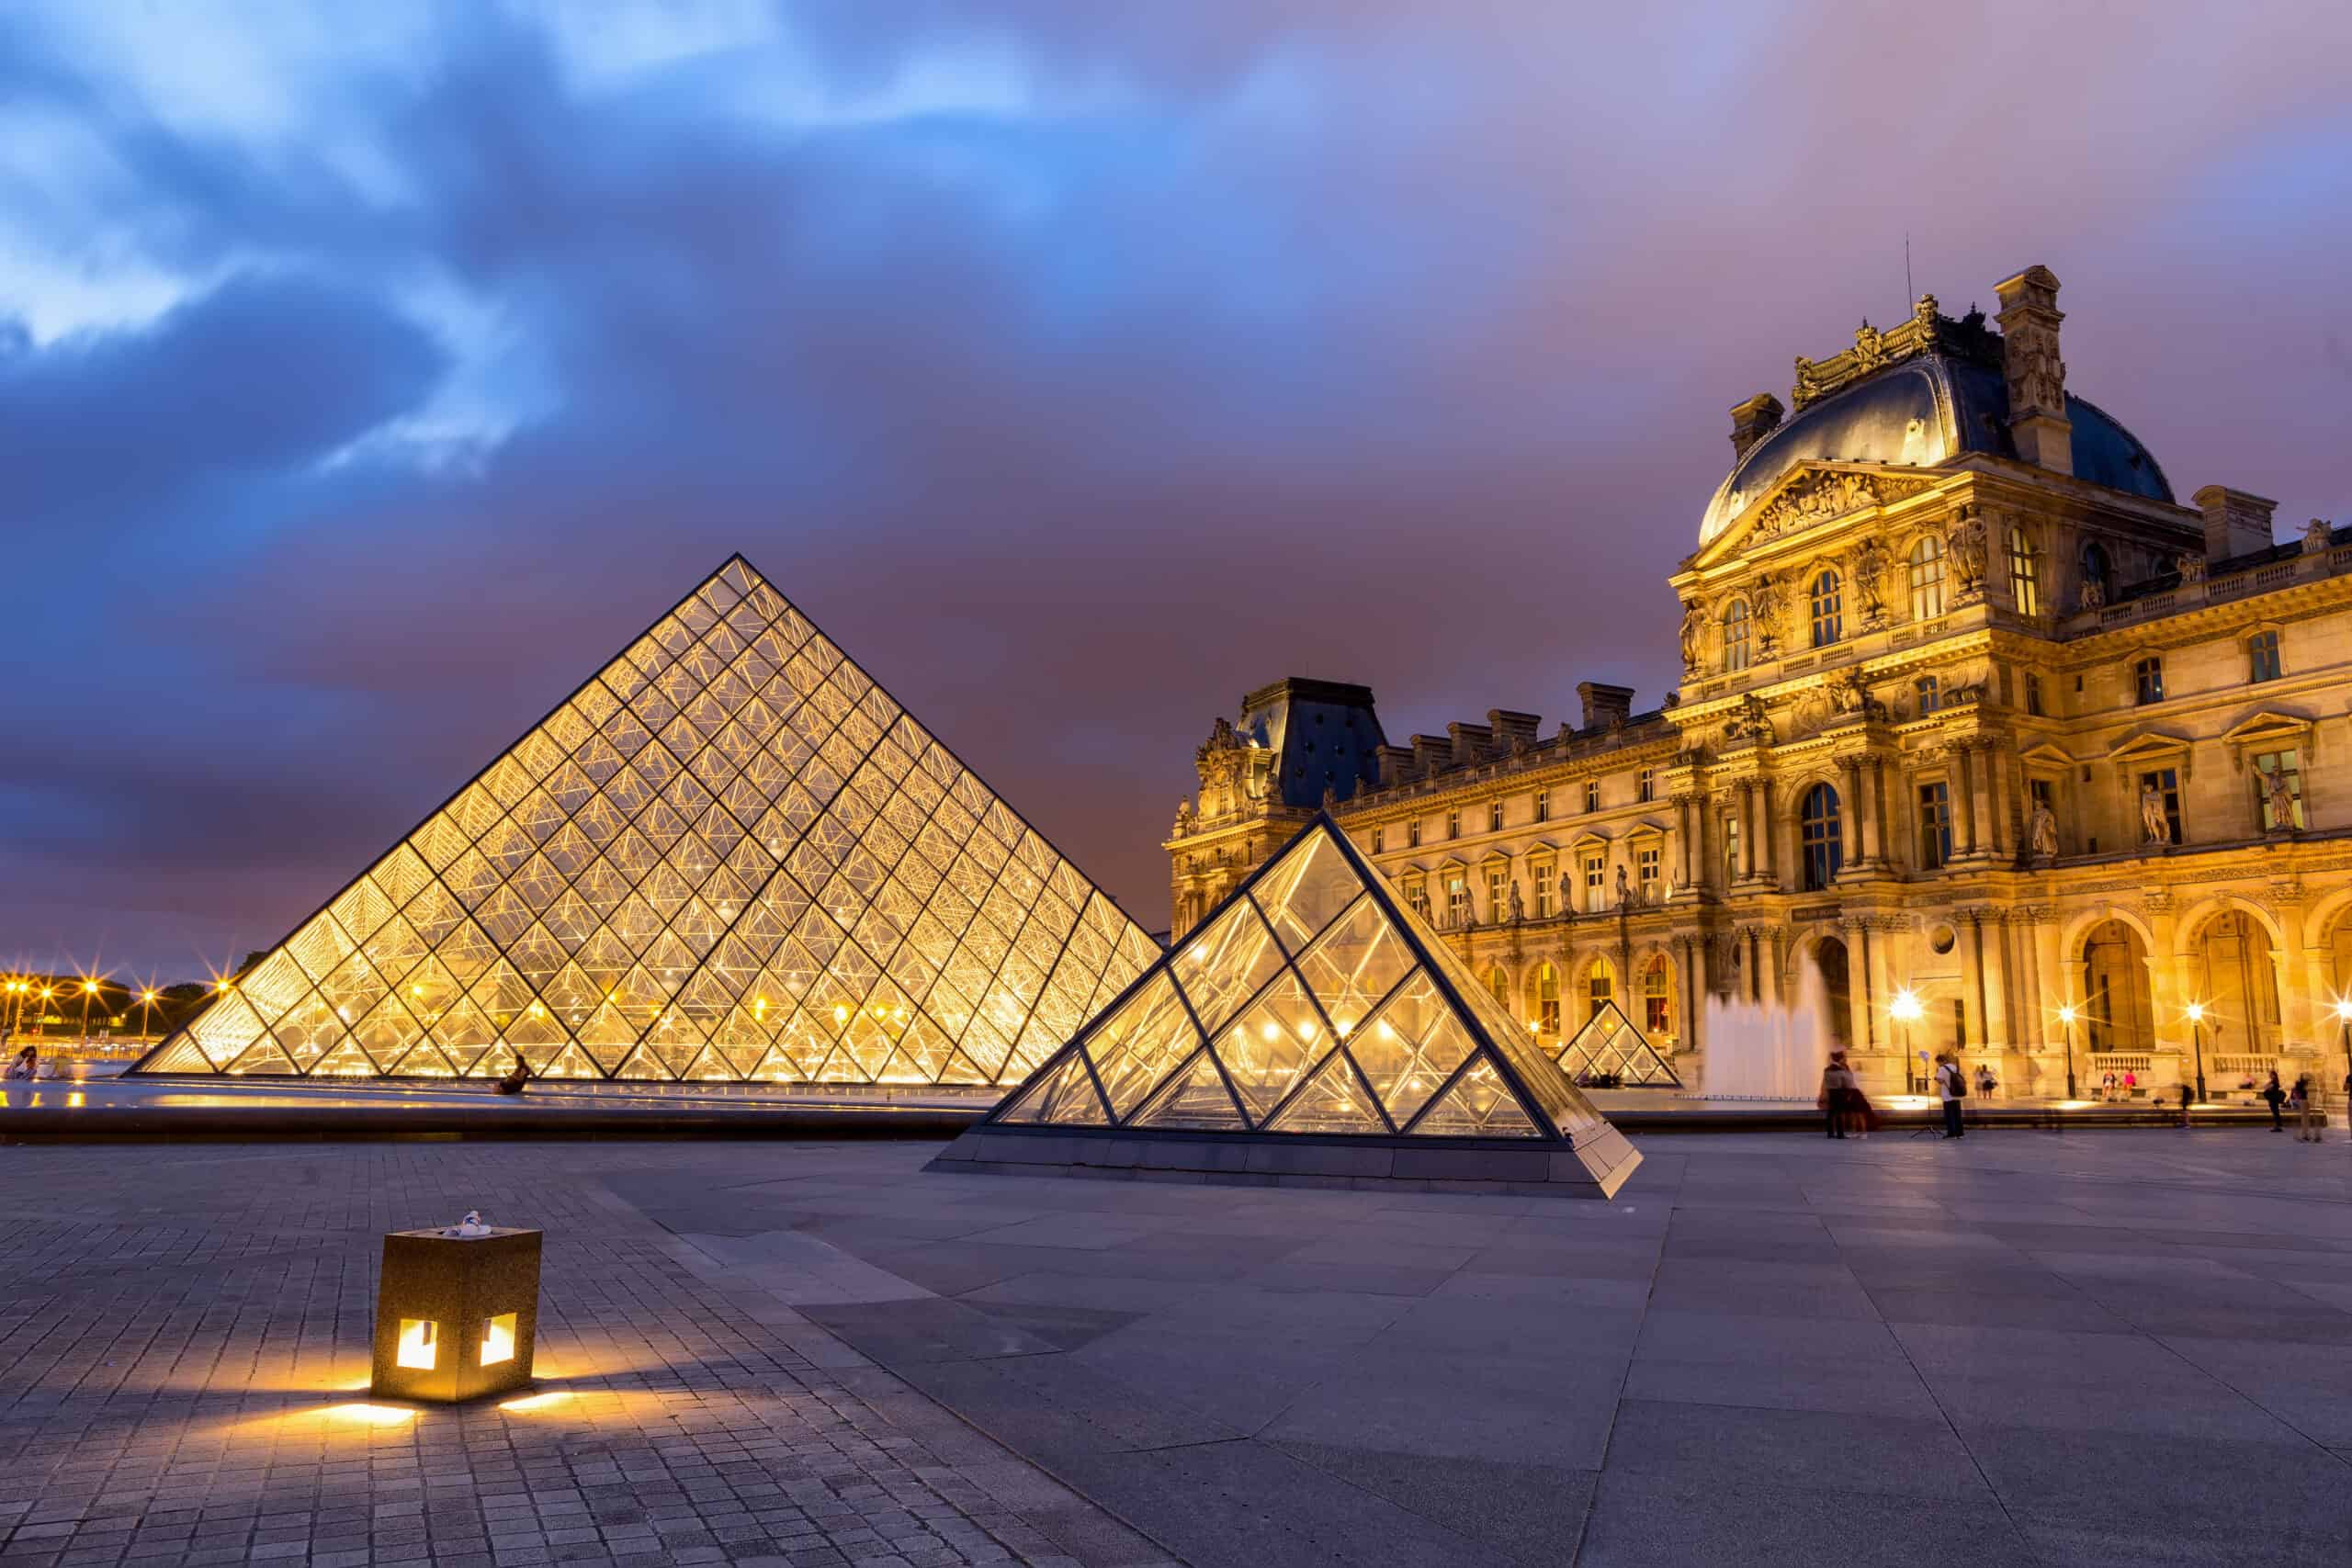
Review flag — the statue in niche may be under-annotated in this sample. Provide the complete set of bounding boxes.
[2139,783,2172,846]
[1615,865,1632,908]
[1508,880,1524,921]
[1749,573,1786,658]
[1851,538,1890,627]
[1949,513,1989,602]
[1558,871,1575,917]
[2028,799,2059,861]
[1172,795,1196,834]
[2077,576,2107,612]
[2176,553,2208,584]
[1679,600,1706,676]
[2303,518,2335,555]
[2264,767,2298,833]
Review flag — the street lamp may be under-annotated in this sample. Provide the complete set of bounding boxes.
[2333,998,2352,1117]
[139,988,160,1044]
[77,978,100,1044]
[1891,987,1925,1092]
[2184,1000,2209,1102]
[2056,1003,2079,1100]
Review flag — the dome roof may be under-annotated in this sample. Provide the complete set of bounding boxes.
[1698,349,2172,546]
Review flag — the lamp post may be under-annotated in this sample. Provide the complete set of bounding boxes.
[2334,998,2352,1124]
[139,988,159,1045]
[1891,987,1925,1093]
[2184,1000,2208,1103]
[2057,1003,2079,1100]
[77,978,100,1045]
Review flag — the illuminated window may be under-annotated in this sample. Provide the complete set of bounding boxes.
[1917,675,1939,715]
[1446,877,1469,926]
[1532,855,1556,918]
[1800,784,1842,891]
[1722,600,1752,671]
[2008,526,2041,614]
[1486,965,1510,1008]
[481,1313,517,1366]
[1485,865,1509,922]
[1641,958,1671,1035]
[2134,656,2165,705]
[1810,570,1842,648]
[2248,630,2282,683]
[1534,962,1561,1035]
[396,1318,438,1371]
[1586,959,1614,1018]
[1917,782,1951,870]
[1722,814,1740,886]
[1583,854,1607,914]
[1637,845,1660,897]
[1908,535,1947,621]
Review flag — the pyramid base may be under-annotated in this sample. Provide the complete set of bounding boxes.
[926,1123,1640,1200]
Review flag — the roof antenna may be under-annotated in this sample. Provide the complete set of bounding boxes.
[1905,231,1914,306]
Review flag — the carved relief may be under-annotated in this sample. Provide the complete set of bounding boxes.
[1850,536,1891,628]
[1947,509,1989,605]
[1749,573,1786,660]
[2177,553,2208,584]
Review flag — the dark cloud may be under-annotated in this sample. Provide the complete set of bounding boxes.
[4,1,2348,977]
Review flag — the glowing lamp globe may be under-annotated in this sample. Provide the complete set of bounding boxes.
[370,1224,542,1403]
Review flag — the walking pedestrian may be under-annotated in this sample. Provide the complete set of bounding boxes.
[1935,1052,1967,1138]
[1819,1051,1858,1138]
[2177,1082,2192,1129]
[1974,1063,1998,1100]
[2261,1069,2286,1133]
[2295,1074,2322,1143]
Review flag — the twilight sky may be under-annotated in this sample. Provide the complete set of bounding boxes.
[6,2,2349,981]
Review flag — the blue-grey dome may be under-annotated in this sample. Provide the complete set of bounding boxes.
[1698,351,2171,545]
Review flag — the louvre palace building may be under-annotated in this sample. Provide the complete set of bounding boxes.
[1167,264,2351,1100]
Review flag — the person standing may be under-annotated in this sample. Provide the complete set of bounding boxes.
[2295,1074,2322,1143]
[1819,1052,1858,1138]
[1936,1053,1966,1138]
[2177,1082,2193,1130]
[2261,1069,2286,1133]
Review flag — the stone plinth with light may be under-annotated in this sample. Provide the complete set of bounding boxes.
[368,1218,541,1403]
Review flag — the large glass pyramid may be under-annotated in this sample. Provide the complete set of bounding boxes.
[130,556,1160,1086]
[979,814,1624,1146]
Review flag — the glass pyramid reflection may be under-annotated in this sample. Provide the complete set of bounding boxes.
[987,813,1615,1140]
[130,555,1160,1086]
[1552,999,1681,1088]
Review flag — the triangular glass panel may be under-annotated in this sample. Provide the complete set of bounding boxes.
[1263,1049,1388,1134]
[1130,1049,1246,1130]
[1408,1061,1541,1137]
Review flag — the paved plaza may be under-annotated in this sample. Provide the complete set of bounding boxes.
[2,1131,2349,1567]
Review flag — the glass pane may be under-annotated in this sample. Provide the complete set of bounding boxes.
[1349,971,1476,1129]
[1263,1050,1386,1134]
[1408,1060,1541,1137]
[1130,1050,1247,1130]
[1211,973,1331,1122]
[1252,828,1362,953]
[1170,900,1287,1036]
[1293,896,1411,1036]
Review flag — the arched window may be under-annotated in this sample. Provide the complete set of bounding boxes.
[1800,783,1843,891]
[1585,959,1614,1018]
[1486,965,1510,1009]
[1534,962,1561,1036]
[2007,526,2041,615]
[2080,539,2112,604]
[1809,570,1842,648]
[1908,535,1947,621]
[1641,957,1672,1035]
[1721,600,1752,671]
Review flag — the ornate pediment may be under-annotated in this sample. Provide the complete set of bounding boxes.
[1701,465,1940,564]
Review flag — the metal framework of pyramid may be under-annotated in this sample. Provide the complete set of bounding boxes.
[1553,999,1681,1088]
[130,555,1160,1087]
[930,814,1641,1197]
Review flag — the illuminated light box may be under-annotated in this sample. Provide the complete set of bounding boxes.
[369,1225,542,1403]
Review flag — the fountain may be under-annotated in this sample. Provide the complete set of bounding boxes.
[1698,965,1834,1100]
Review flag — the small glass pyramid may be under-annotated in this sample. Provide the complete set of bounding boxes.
[130,556,1160,1086]
[989,814,1613,1140]
[1551,999,1681,1088]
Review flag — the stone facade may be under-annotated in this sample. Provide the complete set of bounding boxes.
[1167,265,2352,1100]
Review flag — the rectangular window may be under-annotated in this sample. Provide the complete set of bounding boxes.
[1408,818,1421,848]
[2133,656,2165,705]
[1370,826,1385,854]
[2248,630,2283,683]
[2026,674,2044,716]
[1446,807,1460,840]
[2253,749,2304,830]
[2139,768,2184,845]
[1446,877,1469,926]
[1584,855,1606,914]
[1532,857,1556,918]
[1916,675,1939,715]
[2008,527,2041,615]
[1637,768,1655,803]
[1534,788,1550,822]
[1488,799,1503,833]
[1584,780,1600,813]
[1486,866,1509,921]
[1722,815,1740,886]
[1402,878,1428,920]
[1917,781,1951,870]
[1637,845,1660,897]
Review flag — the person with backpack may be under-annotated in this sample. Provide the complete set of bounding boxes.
[2261,1069,2287,1133]
[1935,1053,1967,1138]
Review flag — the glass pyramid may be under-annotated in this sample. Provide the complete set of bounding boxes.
[1551,999,1681,1088]
[989,813,1614,1140]
[130,556,1160,1086]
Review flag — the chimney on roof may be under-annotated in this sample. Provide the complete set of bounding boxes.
[1576,682,1634,731]
[2192,485,2278,560]
[1728,393,1784,461]
[1487,710,1541,750]
[1993,265,2072,477]
[1446,722,1493,768]
[1374,744,1411,788]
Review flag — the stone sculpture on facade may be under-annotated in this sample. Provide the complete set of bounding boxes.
[1679,600,1705,676]
[2077,576,2107,612]
[2303,519,2334,555]
[1949,512,1989,604]
[1850,537,1890,628]
[1508,880,1524,921]
[2140,783,2173,846]
[1749,573,1785,659]
[2028,800,2060,862]
[1614,865,1632,908]
[2264,767,2298,833]
[1558,871,1575,917]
